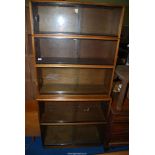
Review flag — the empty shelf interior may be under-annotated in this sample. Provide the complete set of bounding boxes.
[35,38,117,65]
[40,84,108,95]
[42,125,105,146]
[37,67,112,95]
[32,2,122,36]
[39,101,109,124]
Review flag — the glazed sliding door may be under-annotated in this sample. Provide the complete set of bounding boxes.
[32,3,79,33]
[80,6,122,36]
[35,38,117,65]
[32,2,122,36]
[37,68,113,95]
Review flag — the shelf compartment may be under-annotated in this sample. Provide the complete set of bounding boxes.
[41,125,106,146]
[31,2,122,36]
[39,101,109,124]
[34,38,117,65]
[40,84,108,95]
[37,67,113,95]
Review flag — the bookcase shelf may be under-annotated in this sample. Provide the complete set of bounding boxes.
[37,67,113,95]
[35,63,114,69]
[41,125,106,147]
[40,84,108,95]
[39,101,109,125]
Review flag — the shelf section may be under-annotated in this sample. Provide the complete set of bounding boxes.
[36,94,111,101]
[37,67,113,96]
[34,37,117,65]
[40,84,108,95]
[39,101,108,125]
[31,2,123,36]
[41,125,105,146]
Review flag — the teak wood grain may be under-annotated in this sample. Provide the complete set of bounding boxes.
[25,101,40,136]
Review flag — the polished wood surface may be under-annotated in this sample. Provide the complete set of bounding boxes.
[25,112,40,136]
[118,7,125,37]
[32,34,118,40]
[26,5,40,136]
[36,94,111,101]
[25,101,40,136]
[35,64,114,69]
[25,6,36,102]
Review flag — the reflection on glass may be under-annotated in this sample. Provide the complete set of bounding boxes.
[57,16,65,26]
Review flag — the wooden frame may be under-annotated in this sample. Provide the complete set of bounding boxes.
[30,0,125,8]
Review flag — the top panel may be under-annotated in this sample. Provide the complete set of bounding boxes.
[31,2,123,36]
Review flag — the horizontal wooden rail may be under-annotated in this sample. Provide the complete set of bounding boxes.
[36,95,112,101]
[35,64,114,69]
[32,34,119,40]
[31,0,125,8]
[40,122,107,125]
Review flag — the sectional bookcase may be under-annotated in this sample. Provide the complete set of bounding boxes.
[29,0,125,148]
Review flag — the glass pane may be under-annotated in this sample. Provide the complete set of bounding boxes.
[79,39,116,64]
[80,7,122,36]
[35,38,117,65]
[37,68,112,95]
[32,2,122,35]
[41,125,106,146]
[32,3,79,33]
[39,101,109,123]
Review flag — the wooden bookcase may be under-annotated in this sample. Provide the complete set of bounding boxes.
[29,0,125,148]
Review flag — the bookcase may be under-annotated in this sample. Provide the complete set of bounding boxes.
[29,0,124,148]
